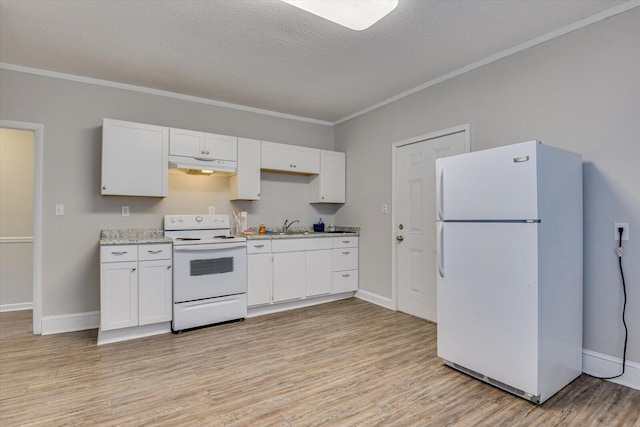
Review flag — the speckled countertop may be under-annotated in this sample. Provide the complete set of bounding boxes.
[243,226,360,240]
[100,229,172,245]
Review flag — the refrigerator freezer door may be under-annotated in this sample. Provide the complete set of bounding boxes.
[437,222,539,395]
[436,141,539,220]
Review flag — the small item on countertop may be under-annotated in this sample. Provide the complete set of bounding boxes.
[313,218,325,232]
[243,229,254,235]
[329,224,336,232]
[259,223,266,234]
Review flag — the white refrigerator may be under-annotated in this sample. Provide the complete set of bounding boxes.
[435,141,583,404]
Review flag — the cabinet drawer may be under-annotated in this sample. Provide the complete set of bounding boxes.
[332,248,358,271]
[101,245,137,262]
[333,270,358,293]
[138,244,172,261]
[272,237,332,253]
[247,240,272,254]
[332,236,358,248]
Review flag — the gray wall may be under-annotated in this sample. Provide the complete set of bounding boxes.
[334,8,639,363]
[0,70,336,316]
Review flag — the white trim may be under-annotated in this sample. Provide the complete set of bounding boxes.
[0,236,33,243]
[0,302,33,312]
[391,124,471,313]
[0,63,333,127]
[354,289,394,310]
[583,349,640,391]
[247,292,354,318]
[334,1,640,124]
[97,322,171,345]
[0,120,43,335]
[41,311,99,335]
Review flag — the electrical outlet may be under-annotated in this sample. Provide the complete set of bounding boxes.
[122,206,129,217]
[208,206,215,215]
[382,204,388,214]
[614,223,629,241]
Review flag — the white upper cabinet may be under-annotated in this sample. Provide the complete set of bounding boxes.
[230,138,261,200]
[170,128,237,161]
[261,141,320,174]
[310,150,346,203]
[101,119,168,197]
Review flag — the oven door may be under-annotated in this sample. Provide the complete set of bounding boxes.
[173,242,247,303]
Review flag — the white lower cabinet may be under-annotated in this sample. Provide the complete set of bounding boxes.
[248,253,272,306]
[305,249,332,297]
[273,252,305,302]
[246,237,358,309]
[99,243,172,338]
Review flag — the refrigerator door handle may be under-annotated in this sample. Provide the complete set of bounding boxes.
[437,222,444,278]
[436,166,444,221]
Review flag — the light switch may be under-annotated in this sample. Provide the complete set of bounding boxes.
[55,204,64,216]
[122,206,129,217]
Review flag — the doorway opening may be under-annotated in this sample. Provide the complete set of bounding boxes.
[0,121,44,334]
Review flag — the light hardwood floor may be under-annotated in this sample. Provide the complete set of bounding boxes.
[1,299,638,426]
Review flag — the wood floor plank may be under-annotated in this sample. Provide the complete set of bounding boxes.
[1,299,638,426]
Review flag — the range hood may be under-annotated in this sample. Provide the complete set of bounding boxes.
[168,155,236,176]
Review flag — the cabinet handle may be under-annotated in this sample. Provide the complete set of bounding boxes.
[342,240,350,244]
[342,274,351,278]
[111,251,127,255]
[342,251,350,255]
[148,250,162,254]
[293,164,297,168]
[167,265,172,269]
[131,267,137,272]
[254,244,265,248]
[206,151,210,155]
[321,196,325,200]
[290,164,293,168]
[102,185,107,190]
[257,193,260,197]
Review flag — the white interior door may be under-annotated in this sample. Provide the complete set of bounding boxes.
[395,130,468,321]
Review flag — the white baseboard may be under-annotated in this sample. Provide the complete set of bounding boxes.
[98,322,171,345]
[355,289,394,310]
[0,302,33,312]
[247,292,354,318]
[583,349,640,391]
[41,311,99,335]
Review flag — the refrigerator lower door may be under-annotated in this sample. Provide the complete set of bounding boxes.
[437,222,539,396]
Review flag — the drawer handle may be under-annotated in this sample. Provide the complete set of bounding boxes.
[131,267,137,272]
[111,251,127,255]
[342,274,351,278]
[342,240,350,244]
[342,251,350,255]
[254,244,265,248]
[167,265,172,270]
[148,250,162,254]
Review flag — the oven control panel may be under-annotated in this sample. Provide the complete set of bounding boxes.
[164,214,230,230]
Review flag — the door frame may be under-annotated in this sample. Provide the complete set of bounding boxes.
[391,124,470,312]
[1,119,44,334]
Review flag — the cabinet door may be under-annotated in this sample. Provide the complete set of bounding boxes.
[100,261,138,331]
[305,249,332,297]
[320,150,346,202]
[169,128,205,158]
[261,141,292,171]
[230,138,261,200]
[102,119,168,197]
[248,253,272,306]
[272,252,304,302]
[333,270,358,293]
[292,146,320,174]
[138,259,173,326]
[206,133,237,161]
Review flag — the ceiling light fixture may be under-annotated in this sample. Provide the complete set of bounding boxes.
[281,0,399,31]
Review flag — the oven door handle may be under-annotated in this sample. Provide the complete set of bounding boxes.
[173,243,246,252]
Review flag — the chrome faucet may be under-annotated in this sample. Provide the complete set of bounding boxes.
[283,219,300,233]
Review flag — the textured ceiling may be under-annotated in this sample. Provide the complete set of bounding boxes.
[0,0,631,123]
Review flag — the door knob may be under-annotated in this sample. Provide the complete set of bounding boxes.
[397,235,404,242]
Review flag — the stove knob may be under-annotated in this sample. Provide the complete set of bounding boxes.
[196,216,203,223]
[170,217,176,223]
[178,217,183,223]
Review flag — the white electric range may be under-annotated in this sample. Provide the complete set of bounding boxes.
[164,215,247,332]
